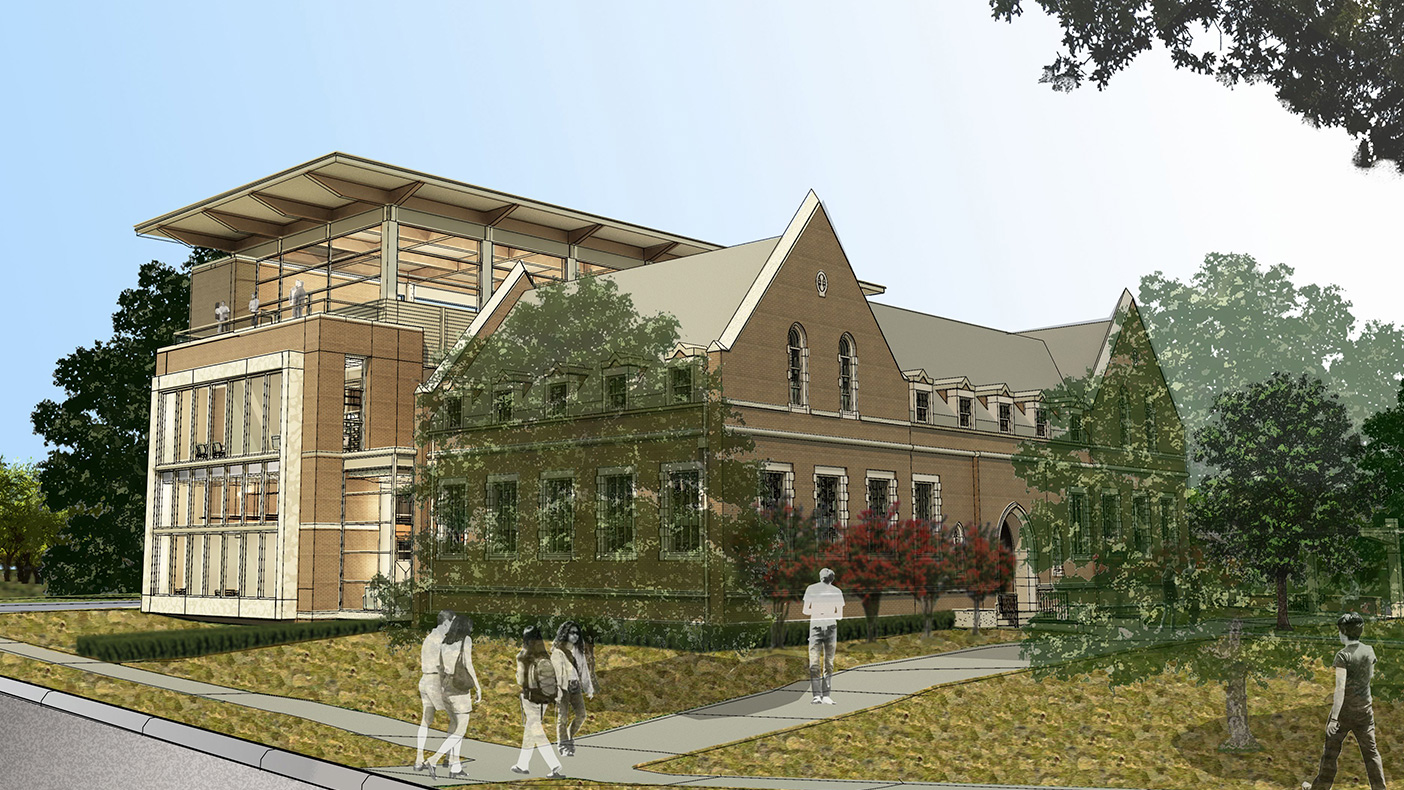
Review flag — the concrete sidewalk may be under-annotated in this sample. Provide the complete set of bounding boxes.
[0,634,1146,790]
[0,599,141,612]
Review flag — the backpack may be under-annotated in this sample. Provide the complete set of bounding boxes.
[443,642,475,695]
[524,656,557,704]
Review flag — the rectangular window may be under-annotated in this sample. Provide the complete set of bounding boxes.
[248,376,266,454]
[998,403,1012,433]
[1069,411,1085,443]
[211,384,227,458]
[597,472,635,558]
[866,477,891,519]
[1070,492,1089,555]
[663,468,703,555]
[262,474,279,522]
[815,475,840,533]
[915,391,930,423]
[1133,495,1151,552]
[1036,407,1049,437]
[1144,395,1158,448]
[760,471,787,511]
[670,367,693,404]
[445,397,462,429]
[958,397,973,428]
[1100,492,1120,544]
[344,357,365,452]
[438,482,468,553]
[486,479,519,557]
[494,390,513,423]
[229,380,246,457]
[1160,497,1176,544]
[839,360,854,412]
[1119,389,1132,447]
[606,374,627,410]
[540,476,574,559]
[912,476,941,523]
[547,382,568,418]
[788,345,804,406]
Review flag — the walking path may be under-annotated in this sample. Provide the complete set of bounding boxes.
[0,634,1148,790]
[0,599,140,612]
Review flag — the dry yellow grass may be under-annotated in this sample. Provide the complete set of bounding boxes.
[651,659,1396,789]
[0,651,413,768]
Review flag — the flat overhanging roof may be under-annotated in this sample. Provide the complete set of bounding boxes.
[135,152,722,258]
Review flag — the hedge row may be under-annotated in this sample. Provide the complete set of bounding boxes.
[406,610,957,652]
[75,619,381,663]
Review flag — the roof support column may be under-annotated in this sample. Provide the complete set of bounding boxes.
[380,207,400,302]
[566,245,580,281]
[480,230,495,308]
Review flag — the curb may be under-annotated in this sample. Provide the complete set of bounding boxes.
[0,675,426,790]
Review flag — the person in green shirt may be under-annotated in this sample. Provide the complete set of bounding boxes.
[1304,611,1386,790]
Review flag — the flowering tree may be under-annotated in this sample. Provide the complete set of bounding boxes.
[827,507,903,642]
[951,525,1016,635]
[748,506,822,648]
[892,517,954,638]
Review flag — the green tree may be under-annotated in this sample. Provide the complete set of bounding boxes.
[1360,378,1404,525]
[1191,373,1367,631]
[1138,252,1404,483]
[417,274,765,624]
[31,248,217,595]
[0,459,64,584]
[990,0,1404,171]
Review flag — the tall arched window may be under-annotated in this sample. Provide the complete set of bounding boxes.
[838,334,857,412]
[787,324,807,407]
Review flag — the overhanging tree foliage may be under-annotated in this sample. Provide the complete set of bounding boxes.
[1191,372,1368,630]
[1360,378,1404,526]
[0,459,65,584]
[31,248,217,595]
[990,0,1404,171]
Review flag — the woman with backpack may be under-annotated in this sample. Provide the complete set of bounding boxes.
[425,614,480,780]
[511,626,564,777]
[550,620,599,756]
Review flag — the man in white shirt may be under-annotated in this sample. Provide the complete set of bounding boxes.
[415,610,455,771]
[803,568,845,705]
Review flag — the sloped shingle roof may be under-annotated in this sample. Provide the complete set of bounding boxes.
[870,303,1068,392]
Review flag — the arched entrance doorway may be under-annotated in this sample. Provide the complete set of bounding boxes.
[997,504,1037,627]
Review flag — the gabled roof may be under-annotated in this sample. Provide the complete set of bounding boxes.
[870,303,1067,393]
[1016,318,1112,383]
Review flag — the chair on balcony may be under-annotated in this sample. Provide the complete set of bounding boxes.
[211,442,225,459]
[194,443,209,460]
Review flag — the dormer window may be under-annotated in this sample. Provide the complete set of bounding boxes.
[1036,407,1048,437]
[606,374,628,411]
[838,334,857,413]
[445,396,462,429]
[958,397,973,428]
[493,390,514,423]
[787,324,807,407]
[547,382,568,418]
[998,403,1012,433]
[915,391,930,423]
[670,366,693,404]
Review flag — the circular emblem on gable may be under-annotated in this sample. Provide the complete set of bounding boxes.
[815,271,828,297]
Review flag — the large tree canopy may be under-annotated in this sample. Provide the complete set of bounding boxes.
[31,249,216,594]
[991,0,1404,171]
[1137,252,1404,483]
[1360,378,1404,525]
[1191,372,1367,630]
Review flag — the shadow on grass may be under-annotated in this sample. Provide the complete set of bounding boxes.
[1169,704,1359,786]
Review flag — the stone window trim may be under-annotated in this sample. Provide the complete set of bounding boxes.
[1068,488,1091,558]
[485,473,520,559]
[1131,493,1152,553]
[1159,495,1178,545]
[595,466,637,560]
[1099,489,1122,546]
[761,461,795,511]
[545,379,571,419]
[955,392,974,429]
[436,478,470,558]
[864,469,898,523]
[787,323,810,411]
[813,465,849,530]
[911,473,942,526]
[668,363,696,405]
[912,385,934,425]
[1144,394,1158,448]
[538,470,576,561]
[602,366,636,412]
[660,461,706,559]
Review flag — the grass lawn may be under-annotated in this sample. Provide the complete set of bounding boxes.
[0,651,413,769]
[0,610,1019,747]
[648,648,1396,790]
[0,580,46,599]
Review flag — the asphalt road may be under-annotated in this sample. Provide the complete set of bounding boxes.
[0,693,324,790]
[0,600,140,612]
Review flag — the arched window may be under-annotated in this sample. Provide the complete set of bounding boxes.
[838,333,857,412]
[787,324,807,407]
[951,523,965,545]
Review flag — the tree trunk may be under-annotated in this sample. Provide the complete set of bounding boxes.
[862,593,882,642]
[970,595,983,635]
[770,599,789,649]
[1276,569,1293,631]
[1221,668,1260,751]
[921,595,934,638]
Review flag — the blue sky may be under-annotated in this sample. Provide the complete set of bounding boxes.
[2,1,1400,464]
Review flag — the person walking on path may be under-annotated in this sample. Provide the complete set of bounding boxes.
[511,626,564,777]
[803,567,845,705]
[426,614,481,780]
[1303,611,1387,790]
[551,621,599,756]
[414,610,454,772]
